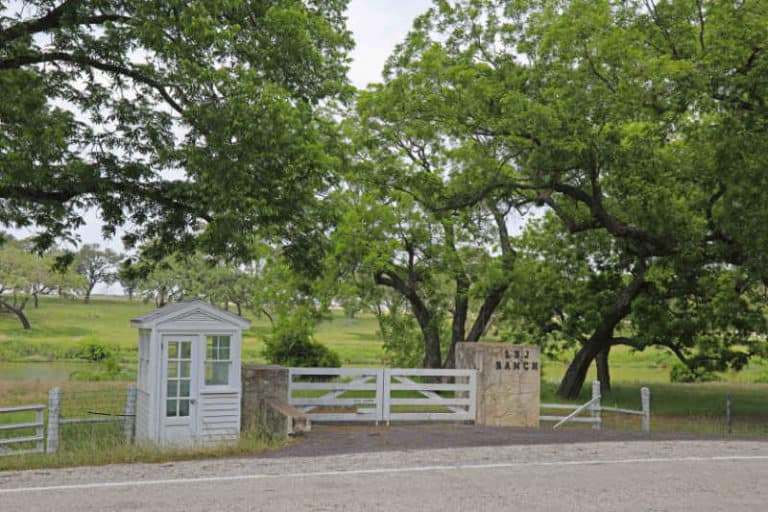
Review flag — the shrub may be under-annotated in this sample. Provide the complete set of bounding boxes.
[262,317,341,367]
[73,341,113,362]
[379,313,424,368]
[669,363,719,383]
[69,355,126,381]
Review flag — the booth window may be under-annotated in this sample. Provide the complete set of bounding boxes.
[205,335,231,386]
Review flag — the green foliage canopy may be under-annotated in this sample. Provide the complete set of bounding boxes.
[372,0,768,395]
[0,0,353,260]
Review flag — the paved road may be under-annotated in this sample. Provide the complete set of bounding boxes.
[2,440,767,511]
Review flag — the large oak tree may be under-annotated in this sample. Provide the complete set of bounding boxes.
[1,0,353,259]
[372,0,768,396]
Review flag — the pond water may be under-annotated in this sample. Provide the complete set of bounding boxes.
[0,362,92,381]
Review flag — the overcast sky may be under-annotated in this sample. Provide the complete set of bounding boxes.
[347,0,431,88]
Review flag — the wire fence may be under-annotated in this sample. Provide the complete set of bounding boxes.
[568,389,768,436]
[60,388,128,419]
[51,386,136,452]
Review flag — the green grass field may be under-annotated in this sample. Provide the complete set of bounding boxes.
[0,296,767,438]
[3,296,767,380]
[0,296,386,366]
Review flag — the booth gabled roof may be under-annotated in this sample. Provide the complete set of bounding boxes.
[130,299,251,329]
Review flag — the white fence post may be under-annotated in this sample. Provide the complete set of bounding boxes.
[591,380,601,430]
[468,370,477,423]
[46,387,61,454]
[641,387,650,433]
[123,384,137,443]
[35,406,44,454]
[378,368,387,426]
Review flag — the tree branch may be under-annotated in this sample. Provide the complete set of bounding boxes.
[374,269,435,336]
[583,46,616,93]
[696,0,705,52]
[465,203,516,342]
[736,47,763,75]
[1,0,131,44]
[443,221,469,347]
[0,0,79,43]
[0,52,184,115]
[538,194,601,234]
[550,181,675,255]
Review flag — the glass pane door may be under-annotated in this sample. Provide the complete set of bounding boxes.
[166,340,192,417]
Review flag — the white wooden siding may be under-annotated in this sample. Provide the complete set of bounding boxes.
[156,312,231,332]
[137,329,151,393]
[198,392,240,442]
[132,301,247,446]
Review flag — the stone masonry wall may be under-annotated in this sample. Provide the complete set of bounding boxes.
[241,365,309,439]
[241,365,288,432]
[456,342,540,427]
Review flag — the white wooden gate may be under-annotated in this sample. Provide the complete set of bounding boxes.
[288,368,384,423]
[288,368,477,424]
[383,369,476,423]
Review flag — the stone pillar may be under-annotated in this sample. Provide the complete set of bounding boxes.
[641,387,651,433]
[455,342,540,427]
[241,365,288,432]
[46,387,61,453]
[123,384,137,443]
[241,365,310,439]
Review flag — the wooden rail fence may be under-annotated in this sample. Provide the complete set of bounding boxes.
[0,404,45,456]
[540,381,651,432]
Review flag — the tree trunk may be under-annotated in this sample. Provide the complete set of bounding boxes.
[443,283,511,369]
[596,345,611,394]
[444,285,469,369]
[442,222,469,370]
[1,299,30,329]
[557,266,648,399]
[557,340,608,399]
[423,328,442,369]
[84,283,95,304]
[465,285,509,342]
[443,346,457,369]
[33,293,39,308]
[236,302,242,316]
[15,308,30,330]
[374,270,442,368]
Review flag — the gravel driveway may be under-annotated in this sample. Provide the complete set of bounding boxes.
[261,423,759,458]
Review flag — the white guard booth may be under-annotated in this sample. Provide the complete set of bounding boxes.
[131,300,250,446]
